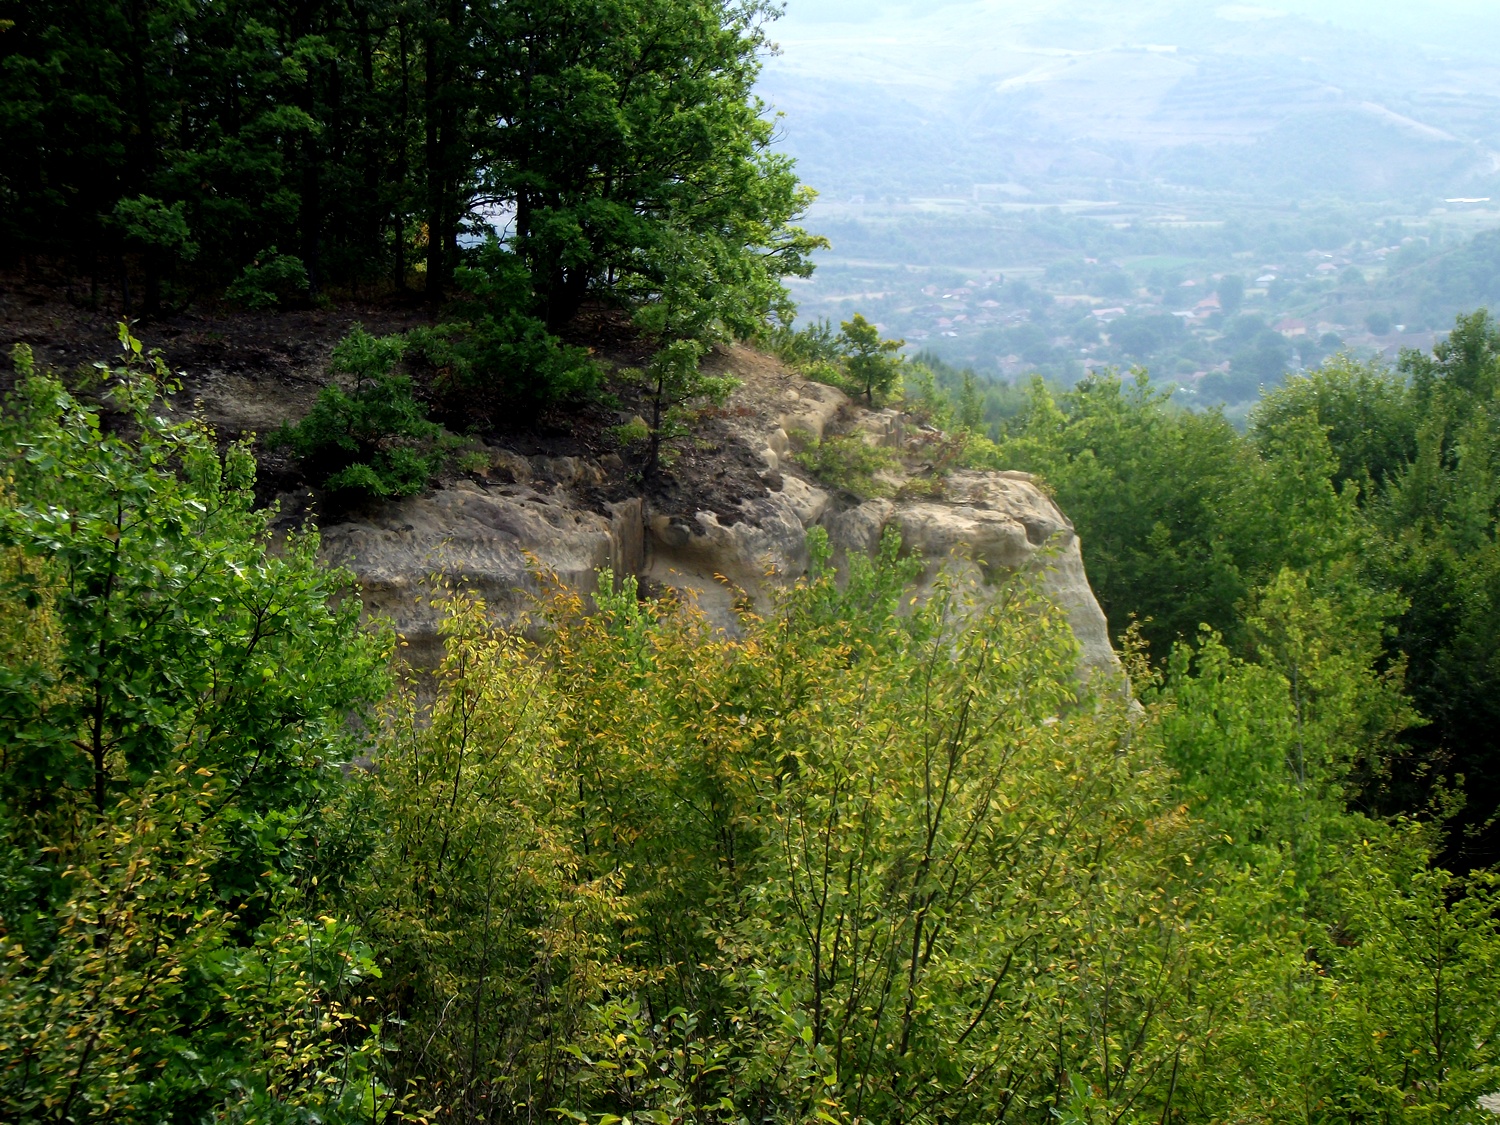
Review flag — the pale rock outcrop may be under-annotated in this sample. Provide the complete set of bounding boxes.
[642,474,828,623]
[318,349,1123,687]
[320,477,642,665]
[648,464,1118,683]
[755,381,847,475]
[848,472,1115,678]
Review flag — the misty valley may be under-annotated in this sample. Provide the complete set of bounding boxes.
[766,0,1500,418]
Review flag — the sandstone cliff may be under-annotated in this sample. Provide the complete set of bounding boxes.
[318,345,1122,685]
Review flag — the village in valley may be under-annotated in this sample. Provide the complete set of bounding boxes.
[783,192,1500,414]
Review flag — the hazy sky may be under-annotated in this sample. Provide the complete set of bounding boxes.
[757,0,1500,204]
[771,0,1500,59]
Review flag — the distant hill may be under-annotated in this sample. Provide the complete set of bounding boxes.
[1384,228,1500,320]
[762,0,1500,204]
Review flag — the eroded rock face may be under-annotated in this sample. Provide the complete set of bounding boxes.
[317,348,1123,687]
[320,480,642,666]
[650,463,1118,685]
[828,473,1116,680]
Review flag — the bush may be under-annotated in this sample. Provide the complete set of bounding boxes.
[410,312,598,424]
[767,315,904,401]
[792,431,900,498]
[766,316,841,368]
[0,332,390,1121]
[226,248,311,309]
[273,327,454,499]
[354,537,1500,1123]
[113,195,197,262]
[412,240,599,424]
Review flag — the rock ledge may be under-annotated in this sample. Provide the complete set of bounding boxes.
[319,346,1123,685]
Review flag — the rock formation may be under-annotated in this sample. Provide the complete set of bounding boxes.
[319,345,1124,686]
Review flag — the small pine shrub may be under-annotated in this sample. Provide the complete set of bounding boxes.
[793,433,900,499]
[766,318,856,395]
[226,249,310,310]
[612,417,651,446]
[412,240,600,425]
[409,311,598,423]
[272,327,454,499]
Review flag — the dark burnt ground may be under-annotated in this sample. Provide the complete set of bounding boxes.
[553,306,779,527]
[0,267,433,397]
[1,273,778,529]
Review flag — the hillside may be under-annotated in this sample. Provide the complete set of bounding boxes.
[8,285,1500,1122]
[0,274,1120,679]
[762,0,1500,203]
[6,1,1500,1121]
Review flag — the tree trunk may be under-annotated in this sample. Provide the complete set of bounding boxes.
[295,4,322,296]
[543,268,591,335]
[356,9,381,285]
[394,16,412,293]
[301,138,322,296]
[424,29,447,300]
[122,0,159,314]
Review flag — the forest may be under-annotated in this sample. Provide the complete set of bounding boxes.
[5,1,1500,1123]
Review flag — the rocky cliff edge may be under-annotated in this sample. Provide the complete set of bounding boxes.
[319,345,1121,683]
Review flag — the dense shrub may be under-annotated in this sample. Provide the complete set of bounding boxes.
[973,312,1500,865]
[8,331,1500,1124]
[355,533,1500,1123]
[0,333,391,1121]
[408,242,600,423]
[791,431,900,498]
[273,327,456,499]
[225,248,311,310]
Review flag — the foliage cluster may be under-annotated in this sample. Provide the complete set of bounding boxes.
[1,0,822,332]
[273,327,458,499]
[338,517,1500,1124]
[790,432,900,499]
[274,245,759,488]
[426,241,602,416]
[965,310,1500,868]
[224,249,313,311]
[769,314,907,407]
[5,339,1500,1122]
[275,256,606,498]
[0,335,392,1121]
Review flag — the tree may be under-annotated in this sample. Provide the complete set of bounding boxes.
[0,0,824,328]
[354,533,1500,1123]
[0,0,399,300]
[958,369,985,431]
[488,0,824,330]
[0,332,392,1119]
[982,372,1269,657]
[632,337,736,476]
[1377,311,1500,864]
[1110,312,1183,360]
[839,313,904,405]
[1252,355,1416,492]
[981,315,1500,865]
